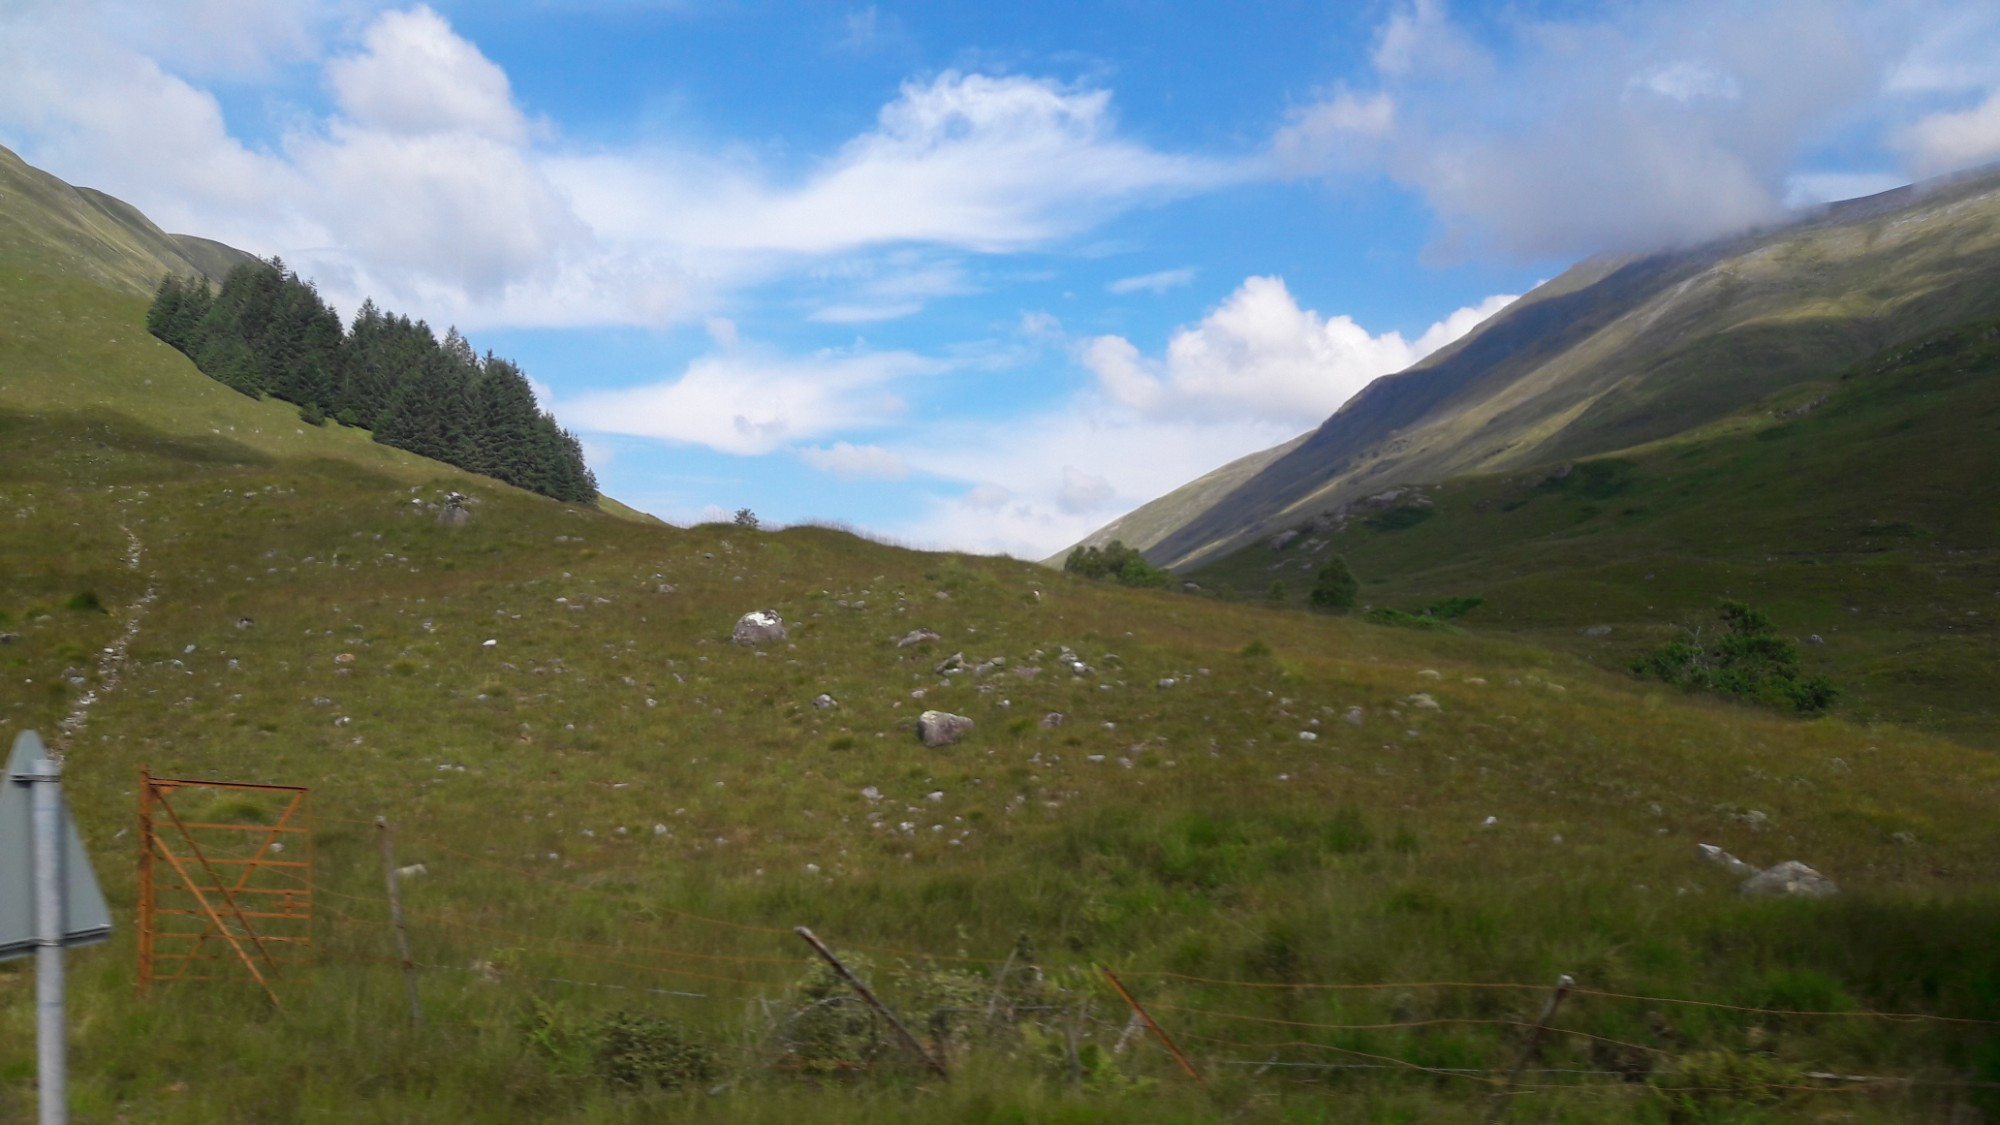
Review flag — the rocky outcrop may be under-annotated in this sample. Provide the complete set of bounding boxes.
[731,610,787,645]
[917,710,973,748]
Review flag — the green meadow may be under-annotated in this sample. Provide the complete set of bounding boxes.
[4,266,2000,1122]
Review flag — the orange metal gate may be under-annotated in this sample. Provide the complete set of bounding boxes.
[137,769,312,1006]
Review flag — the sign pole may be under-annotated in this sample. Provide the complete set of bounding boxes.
[27,752,67,1125]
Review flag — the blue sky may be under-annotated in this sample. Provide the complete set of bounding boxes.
[5,1,2000,556]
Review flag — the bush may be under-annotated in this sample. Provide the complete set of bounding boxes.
[65,590,106,613]
[1307,557,1358,611]
[1633,600,1839,713]
[298,404,327,426]
[594,1012,719,1090]
[1063,540,1170,588]
[1366,607,1456,632]
[734,507,760,530]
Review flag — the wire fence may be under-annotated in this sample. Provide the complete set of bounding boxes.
[181,812,2000,1106]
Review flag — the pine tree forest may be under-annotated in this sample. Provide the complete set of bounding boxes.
[148,260,598,504]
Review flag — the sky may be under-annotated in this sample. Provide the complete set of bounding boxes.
[5,1,2000,558]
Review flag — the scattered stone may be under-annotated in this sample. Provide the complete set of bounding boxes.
[482,638,497,648]
[1891,831,1918,845]
[235,617,254,630]
[656,583,678,594]
[1806,634,1825,646]
[1298,731,1317,742]
[1581,625,1612,637]
[917,710,973,748]
[925,791,944,803]
[1697,843,1759,878]
[1740,861,1839,899]
[1040,712,1065,729]
[1343,707,1364,726]
[1417,669,1441,680]
[0,633,18,645]
[438,492,470,527]
[396,863,427,879]
[731,610,787,645]
[861,786,881,801]
[935,652,965,674]
[1482,816,1498,828]
[1011,665,1042,679]
[1157,678,1177,689]
[1408,693,1441,711]
[1266,529,1300,551]
[812,693,837,709]
[334,652,355,665]
[896,628,941,648]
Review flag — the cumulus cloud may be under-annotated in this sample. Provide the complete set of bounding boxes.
[1107,267,1196,294]
[561,347,940,456]
[326,6,529,143]
[799,441,911,480]
[1081,275,1515,429]
[1283,0,1896,258]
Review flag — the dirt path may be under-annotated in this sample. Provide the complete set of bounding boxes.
[50,521,155,761]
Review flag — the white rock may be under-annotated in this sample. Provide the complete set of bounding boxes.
[1740,861,1839,899]
[1409,693,1441,710]
[1298,731,1318,742]
[482,638,497,647]
[1482,816,1498,827]
[1698,843,1759,878]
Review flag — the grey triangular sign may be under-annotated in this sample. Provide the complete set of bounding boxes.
[0,730,113,961]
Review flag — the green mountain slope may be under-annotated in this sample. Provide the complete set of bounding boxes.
[4,147,2000,1122]
[1195,317,2000,741]
[0,144,255,294]
[1044,431,1308,563]
[1141,169,2000,571]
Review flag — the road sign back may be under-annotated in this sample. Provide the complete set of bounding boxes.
[1,731,112,961]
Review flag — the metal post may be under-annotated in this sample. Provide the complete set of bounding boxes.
[376,818,421,1026]
[794,926,948,1078]
[1487,974,1575,1123]
[29,753,67,1125]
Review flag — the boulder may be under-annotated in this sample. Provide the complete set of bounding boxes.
[1040,711,1066,729]
[896,628,941,648]
[1581,625,1612,637]
[811,694,836,709]
[731,610,787,645]
[1739,861,1839,899]
[935,652,965,675]
[918,710,973,748]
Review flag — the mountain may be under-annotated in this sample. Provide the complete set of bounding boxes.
[1095,168,2000,571]
[0,143,254,295]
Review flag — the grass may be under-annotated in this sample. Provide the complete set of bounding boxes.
[3,175,2000,1122]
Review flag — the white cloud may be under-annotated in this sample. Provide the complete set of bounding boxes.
[1057,466,1115,513]
[326,5,530,144]
[1081,275,1515,429]
[561,346,940,455]
[0,5,1235,330]
[1284,0,1893,257]
[1898,89,2000,177]
[799,441,911,480]
[1271,89,1395,177]
[1107,267,1196,295]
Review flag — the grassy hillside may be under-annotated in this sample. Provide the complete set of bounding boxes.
[0,144,253,294]
[1196,318,2000,742]
[4,152,2000,1123]
[1140,170,2000,571]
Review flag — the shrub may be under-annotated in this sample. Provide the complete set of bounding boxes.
[1366,607,1455,632]
[1363,505,1434,532]
[1307,557,1358,611]
[298,404,327,427]
[64,590,106,613]
[1633,600,1839,713]
[593,1012,719,1090]
[734,507,760,530]
[1063,540,1170,588]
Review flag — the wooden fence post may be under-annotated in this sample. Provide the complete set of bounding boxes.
[794,926,948,1079]
[1102,969,1203,1084]
[1486,973,1574,1123]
